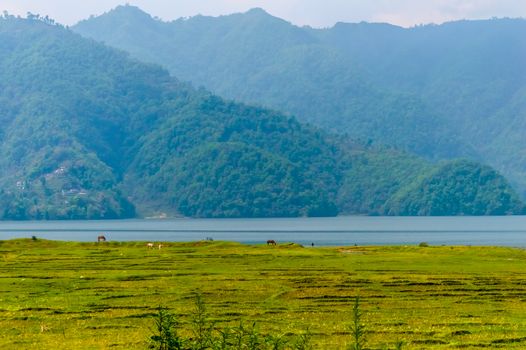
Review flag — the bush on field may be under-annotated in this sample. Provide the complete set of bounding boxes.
[149,294,403,350]
[149,293,312,350]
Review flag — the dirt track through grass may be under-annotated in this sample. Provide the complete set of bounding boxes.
[1,239,526,349]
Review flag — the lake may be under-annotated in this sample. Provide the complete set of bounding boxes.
[0,216,525,246]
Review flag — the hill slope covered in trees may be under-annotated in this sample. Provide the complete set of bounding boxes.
[0,14,523,219]
[73,6,526,198]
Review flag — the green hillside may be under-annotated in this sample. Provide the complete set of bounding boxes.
[0,14,522,219]
[385,160,525,216]
[73,6,526,197]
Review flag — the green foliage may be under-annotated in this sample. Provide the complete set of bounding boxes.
[190,292,214,349]
[150,307,185,350]
[0,15,522,219]
[336,146,431,215]
[150,294,312,350]
[385,160,526,216]
[291,329,313,350]
[349,297,366,350]
[0,15,343,219]
[74,6,526,198]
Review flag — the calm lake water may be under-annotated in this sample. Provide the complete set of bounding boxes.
[0,216,525,246]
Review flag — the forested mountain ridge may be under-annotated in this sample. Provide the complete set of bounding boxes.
[0,14,523,219]
[73,6,526,197]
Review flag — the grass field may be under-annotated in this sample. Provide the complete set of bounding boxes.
[1,239,526,349]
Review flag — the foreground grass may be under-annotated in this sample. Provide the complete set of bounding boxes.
[1,239,526,349]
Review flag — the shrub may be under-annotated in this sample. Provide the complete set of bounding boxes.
[149,294,403,349]
[149,294,312,349]
[149,307,184,350]
[190,292,214,349]
[349,297,366,350]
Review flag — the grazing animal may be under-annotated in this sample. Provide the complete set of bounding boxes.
[97,235,106,242]
[158,243,163,250]
[267,239,277,246]
[147,242,154,249]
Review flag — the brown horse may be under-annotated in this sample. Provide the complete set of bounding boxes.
[97,235,106,242]
[267,239,277,246]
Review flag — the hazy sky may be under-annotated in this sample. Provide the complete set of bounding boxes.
[1,0,525,27]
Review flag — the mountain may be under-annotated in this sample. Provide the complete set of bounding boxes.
[73,6,526,197]
[0,14,523,219]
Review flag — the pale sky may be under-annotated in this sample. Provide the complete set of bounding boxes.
[1,0,525,27]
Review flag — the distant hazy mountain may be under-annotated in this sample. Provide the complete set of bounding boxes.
[74,6,526,197]
[0,14,522,219]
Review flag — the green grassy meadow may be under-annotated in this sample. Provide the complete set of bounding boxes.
[1,239,526,349]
